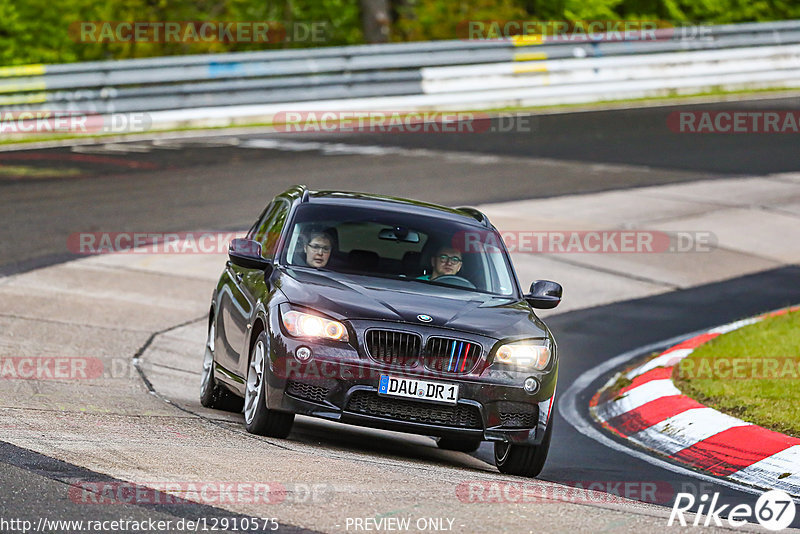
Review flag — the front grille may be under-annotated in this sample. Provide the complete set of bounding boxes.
[286,380,329,403]
[424,337,481,374]
[497,402,539,429]
[365,330,421,368]
[346,390,482,429]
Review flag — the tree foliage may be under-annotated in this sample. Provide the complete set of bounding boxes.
[0,0,797,65]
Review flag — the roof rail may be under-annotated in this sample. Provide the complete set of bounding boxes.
[457,207,490,227]
[283,184,310,201]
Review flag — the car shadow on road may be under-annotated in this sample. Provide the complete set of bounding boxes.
[284,416,496,473]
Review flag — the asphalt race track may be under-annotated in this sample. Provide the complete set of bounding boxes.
[3,96,800,276]
[2,96,800,531]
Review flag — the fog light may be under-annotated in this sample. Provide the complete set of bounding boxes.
[523,377,539,394]
[295,346,312,362]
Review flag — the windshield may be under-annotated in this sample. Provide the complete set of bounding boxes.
[281,203,518,296]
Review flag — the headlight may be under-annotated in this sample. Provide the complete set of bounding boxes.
[494,341,551,370]
[281,310,349,342]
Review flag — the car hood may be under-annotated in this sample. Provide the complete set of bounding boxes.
[277,267,547,340]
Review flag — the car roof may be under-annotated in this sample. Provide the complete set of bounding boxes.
[285,187,491,227]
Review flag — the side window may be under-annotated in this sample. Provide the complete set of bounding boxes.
[252,200,289,258]
[246,203,272,239]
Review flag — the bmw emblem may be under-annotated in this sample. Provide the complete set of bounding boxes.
[417,314,433,323]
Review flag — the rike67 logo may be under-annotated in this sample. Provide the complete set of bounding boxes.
[669,490,796,531]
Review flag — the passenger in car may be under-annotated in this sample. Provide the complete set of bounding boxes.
[418,246,463,280]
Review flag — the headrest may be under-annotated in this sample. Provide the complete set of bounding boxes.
[348,249,379,271]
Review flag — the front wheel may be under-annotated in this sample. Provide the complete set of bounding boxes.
[494,418,553,477]
[244,332,294,438]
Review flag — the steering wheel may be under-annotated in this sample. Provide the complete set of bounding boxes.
[432,275,476,289]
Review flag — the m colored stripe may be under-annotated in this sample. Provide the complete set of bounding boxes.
[459,343,471,372]
[447,341,457,372]
[452,341,463,372]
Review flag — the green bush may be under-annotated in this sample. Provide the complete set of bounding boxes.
[0,0,798,65]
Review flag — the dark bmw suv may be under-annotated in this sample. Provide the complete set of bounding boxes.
[201,185,562,477]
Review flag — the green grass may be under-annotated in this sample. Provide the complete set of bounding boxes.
[673,309,800,438]
[0,164,83,179]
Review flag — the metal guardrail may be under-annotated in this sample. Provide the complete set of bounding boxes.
[0,20,799,123]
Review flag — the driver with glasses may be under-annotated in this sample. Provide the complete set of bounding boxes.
[418,246,463,281]
[302,231,333,269]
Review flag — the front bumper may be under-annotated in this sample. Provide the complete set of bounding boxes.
[265,315,557,446]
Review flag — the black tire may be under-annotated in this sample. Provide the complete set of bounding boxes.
[244,332,294,438]
[494,418,553,477]
[200,319,244,412]
[436,436,482,453]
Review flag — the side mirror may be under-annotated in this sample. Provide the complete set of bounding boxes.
[525,280,562,309]
[228,238,272,272]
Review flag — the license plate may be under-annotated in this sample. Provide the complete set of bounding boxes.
[378,375,458,405]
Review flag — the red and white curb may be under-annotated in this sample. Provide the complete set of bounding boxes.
[590,306,800,497]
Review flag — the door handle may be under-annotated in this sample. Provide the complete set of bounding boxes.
[235,273,243,283]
